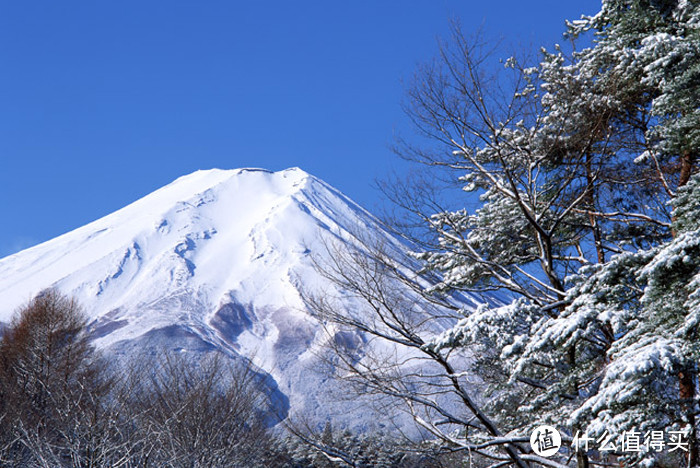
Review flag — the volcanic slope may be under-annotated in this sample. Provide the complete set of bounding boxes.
[0,167,463,429]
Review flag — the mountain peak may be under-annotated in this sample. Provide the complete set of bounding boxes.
[0,167,400,429]
[170,166,311,186]
[0,167,356,322]
[129,167,315,215]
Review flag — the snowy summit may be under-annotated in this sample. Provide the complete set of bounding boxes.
[0,167,406,428]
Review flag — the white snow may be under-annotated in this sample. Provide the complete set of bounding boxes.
[0,168,372,325]
[0,167,416,430]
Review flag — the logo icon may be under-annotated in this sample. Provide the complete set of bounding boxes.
[530,425,562,457]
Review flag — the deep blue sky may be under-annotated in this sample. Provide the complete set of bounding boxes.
[0,1,601,257]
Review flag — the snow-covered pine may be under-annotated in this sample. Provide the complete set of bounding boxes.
[569,0,700,190]
[515,174,700,466]
[411,1,699,466]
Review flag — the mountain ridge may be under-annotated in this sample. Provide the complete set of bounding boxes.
[0,167,417,429]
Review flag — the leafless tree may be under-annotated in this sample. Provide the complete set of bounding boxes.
[301,234,573,468]
[123,350,282,467]
[0,291,288,467]
[0,289,131,467]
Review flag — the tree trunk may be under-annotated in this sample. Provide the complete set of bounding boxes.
[679,151,695,188]
[576,450,590,468]
[585,152,605,264]
[680,368,698,468]
[677,152,698,467]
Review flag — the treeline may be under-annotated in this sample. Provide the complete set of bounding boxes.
[0,290,279,467]
[0,290,463,468]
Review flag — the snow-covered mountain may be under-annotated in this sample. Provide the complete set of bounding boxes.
[0,167,425,429]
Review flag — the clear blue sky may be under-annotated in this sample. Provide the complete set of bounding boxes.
[0,1,601,258]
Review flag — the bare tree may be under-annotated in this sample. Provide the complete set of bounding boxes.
[0,289,130,467]
[300,235,571,468]
[123,350,282,467]
[0,291,291,467]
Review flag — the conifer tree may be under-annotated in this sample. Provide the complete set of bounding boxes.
[397,1,700,466]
